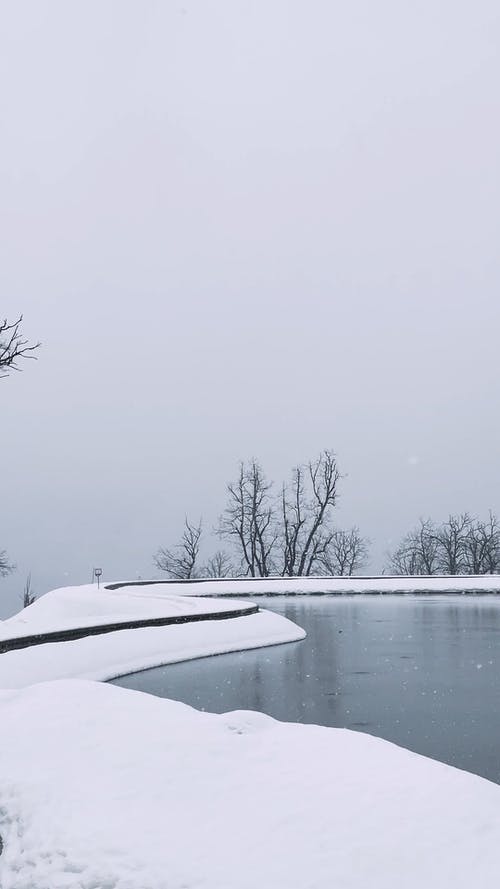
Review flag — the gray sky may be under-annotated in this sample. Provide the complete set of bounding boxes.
[1,0,500,616]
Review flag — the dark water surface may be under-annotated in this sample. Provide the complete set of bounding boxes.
[112,596,500,783]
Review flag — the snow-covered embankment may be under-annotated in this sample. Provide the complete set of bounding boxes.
[0,583,304,688]
[1,679,500,889]
[1,582,500,889]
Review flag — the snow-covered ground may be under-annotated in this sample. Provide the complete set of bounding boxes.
[0,608,304,688]
[1,679,499,889]
[2,575,498,648]
[106,574,500,596]
[0,583,253,641]
[1,582,499,887]
[0,582,305,687]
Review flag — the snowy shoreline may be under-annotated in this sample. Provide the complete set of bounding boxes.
[0,604,260,652]
[0,583,305,689]
[0,584,258,641]
[1,680,500,889]
[0,609,305,689]
[106,575,500,596]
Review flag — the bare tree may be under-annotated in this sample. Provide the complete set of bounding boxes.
[415,518,440,575]
[481,512,500,574]
[280,467,306,577]
[388,539,420,576]
[0,316,40,378]
[319,527,369,576]
[154,451,363,581]
[203,550,235,578]
[389,513,500,576]
[464,512,500,574]
[280,450,341,576]
[21,573,36,607]
[388,519,440,575]
[435,513,471,575]
[219,460,277,576]
[0,550,14,578]
[1,317,38,596]
[154,517,202,579]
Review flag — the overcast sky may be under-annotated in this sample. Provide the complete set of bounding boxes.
[1,1,499,616]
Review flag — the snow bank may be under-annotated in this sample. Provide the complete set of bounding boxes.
[0,609,305,688]
[1,679,499,889]
[0,582,304,689]
[105,574,500,596]
[4,574,497,649]
[0,583,253,642]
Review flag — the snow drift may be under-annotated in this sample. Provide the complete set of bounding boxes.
[0,680,499,889]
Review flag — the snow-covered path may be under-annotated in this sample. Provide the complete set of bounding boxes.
[106,575,500,596]
[0,608,304,688]
[0,583,305,687]
[0,584,256,642]
[1,680,500,889]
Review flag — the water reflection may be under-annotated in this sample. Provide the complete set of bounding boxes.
[112,596,500,783]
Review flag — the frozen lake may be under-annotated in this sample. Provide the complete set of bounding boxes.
[113,595,500,783]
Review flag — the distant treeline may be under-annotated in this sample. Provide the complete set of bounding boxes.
[155,452,500,580]
[388,513,500,576]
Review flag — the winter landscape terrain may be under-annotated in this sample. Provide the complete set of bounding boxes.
[1,582,500,888]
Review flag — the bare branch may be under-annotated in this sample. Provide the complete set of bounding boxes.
[0,315,40,378]
[0,549,14,578]
[20,572,36,607]
[388,513,500,576]
[280,450,341,576]
[388,518,440,576]
[154,517,202,579]
[219,460,277,577]
[434,513,472,575]
[464,512,500,574]
[202,550,235,578]
[320,527,370,576]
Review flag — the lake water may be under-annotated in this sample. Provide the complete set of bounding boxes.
[112,595,500,783]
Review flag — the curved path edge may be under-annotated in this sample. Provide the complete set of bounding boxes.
[0,605,259,654]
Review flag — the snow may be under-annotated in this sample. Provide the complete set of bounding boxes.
[103,574,500,597]
[0,583,255,641]
[1,582,499,886]
[1,679,499,889]
[3,575,499,647]
[0,608,304,688]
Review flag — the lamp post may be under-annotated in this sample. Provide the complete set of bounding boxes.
[94,567,103,589]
